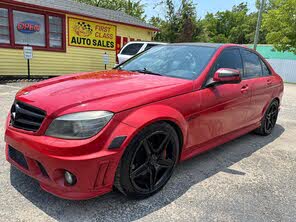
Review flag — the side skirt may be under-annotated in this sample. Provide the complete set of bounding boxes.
[180,122,260,161]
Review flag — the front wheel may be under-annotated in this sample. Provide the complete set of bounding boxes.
[254,100,279,136]
[114,122,179,199]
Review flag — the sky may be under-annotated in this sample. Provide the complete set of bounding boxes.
[143,0,258,19]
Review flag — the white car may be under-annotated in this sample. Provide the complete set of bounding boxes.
[117,41,166,65]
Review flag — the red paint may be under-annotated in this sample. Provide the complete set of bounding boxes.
[5,44,284,200]
[116,35,122,63]
[123,37,128,46]
[17,21,40,33]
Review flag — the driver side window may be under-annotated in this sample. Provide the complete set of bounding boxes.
[208,48,243,80]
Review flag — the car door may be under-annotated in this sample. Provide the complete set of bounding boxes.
[240,49,275,125]
[187,48,252,147]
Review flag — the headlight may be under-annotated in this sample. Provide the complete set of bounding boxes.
[45,111,113,139]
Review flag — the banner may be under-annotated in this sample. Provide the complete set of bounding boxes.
[68,17,116,50]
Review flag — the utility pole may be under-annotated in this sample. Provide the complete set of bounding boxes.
[254,0,265,51]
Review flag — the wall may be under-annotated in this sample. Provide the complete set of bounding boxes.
[249,45,296,83]
[0,14,153,76]
[268,59,296,83]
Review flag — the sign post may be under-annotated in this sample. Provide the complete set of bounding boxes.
[23,46,33,79]
[103,52,109,70]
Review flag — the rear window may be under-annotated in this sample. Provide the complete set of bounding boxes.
[121,43,143,55]
[145,44,159,51]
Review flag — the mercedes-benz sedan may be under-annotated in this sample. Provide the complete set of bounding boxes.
[5,43,284,200]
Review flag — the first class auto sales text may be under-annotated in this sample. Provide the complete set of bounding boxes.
[71,37,115,48]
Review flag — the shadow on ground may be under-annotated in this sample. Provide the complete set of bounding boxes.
[10,125,285,222]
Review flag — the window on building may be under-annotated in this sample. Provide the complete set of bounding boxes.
[13,10,46,47]
[0,8,10,44]
[49,16,62,48]
[0,7,65,51]
[241,49,262,78]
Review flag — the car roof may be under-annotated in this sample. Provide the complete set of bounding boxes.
[168,43,228,48]
[169,43,249,50]
[127,41,167,45]
[126,42,245,49]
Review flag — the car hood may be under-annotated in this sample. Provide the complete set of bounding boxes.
[16,70,193,116]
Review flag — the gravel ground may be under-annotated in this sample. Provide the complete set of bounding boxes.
[0,82,295,222]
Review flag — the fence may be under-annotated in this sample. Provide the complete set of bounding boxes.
[268,59,296,83]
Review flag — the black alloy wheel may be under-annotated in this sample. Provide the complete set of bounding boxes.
[115,122,179,199]
[130,131,176,193]
[255,100,279,136]
[265,102,278,133]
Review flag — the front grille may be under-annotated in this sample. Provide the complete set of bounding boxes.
[8,146,28,170]
[10,101,46,132]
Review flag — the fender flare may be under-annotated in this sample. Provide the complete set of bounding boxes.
[116,104,188,150]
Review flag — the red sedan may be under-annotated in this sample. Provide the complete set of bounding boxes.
[5,43,284,200]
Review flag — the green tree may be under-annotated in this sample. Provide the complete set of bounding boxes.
[176,0,197,42]
[162,0,179,42]
[201,3,265,44]
[149,0,198,43]
[262,0,296,53]
[149,16,167,41]
[75,0,146,21]
[256,0,277,11]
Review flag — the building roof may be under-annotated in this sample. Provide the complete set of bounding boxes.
[14,0,158,31]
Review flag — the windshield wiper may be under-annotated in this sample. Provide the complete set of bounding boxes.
[129,68,163,76]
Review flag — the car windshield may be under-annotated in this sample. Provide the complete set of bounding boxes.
[117,45,217,80]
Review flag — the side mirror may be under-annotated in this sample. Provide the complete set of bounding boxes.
[213,68,241,84]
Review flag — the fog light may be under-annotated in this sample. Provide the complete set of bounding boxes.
[64,171,77,186]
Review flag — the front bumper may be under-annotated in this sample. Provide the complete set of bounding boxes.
[5,120,135,200]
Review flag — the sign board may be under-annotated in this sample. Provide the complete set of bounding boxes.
[68,17,116,50]
[103,53,109,65]
[13,11,45,46]
[17,20,41,34]
[23,46,33,60]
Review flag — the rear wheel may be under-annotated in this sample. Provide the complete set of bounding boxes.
[114,122,179,199]
[254,100,279,136]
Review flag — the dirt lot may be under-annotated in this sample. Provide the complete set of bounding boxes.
[0,82,295,222]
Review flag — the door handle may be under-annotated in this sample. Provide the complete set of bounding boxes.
[241,85,248,94]
[267,79,272,85]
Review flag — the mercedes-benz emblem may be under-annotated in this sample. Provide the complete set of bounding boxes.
[11,111,16,120]
[11,104,20,122]
[23,91,30,95]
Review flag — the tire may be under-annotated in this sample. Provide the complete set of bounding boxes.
[254,99,279,136]
[114,122,180,199]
